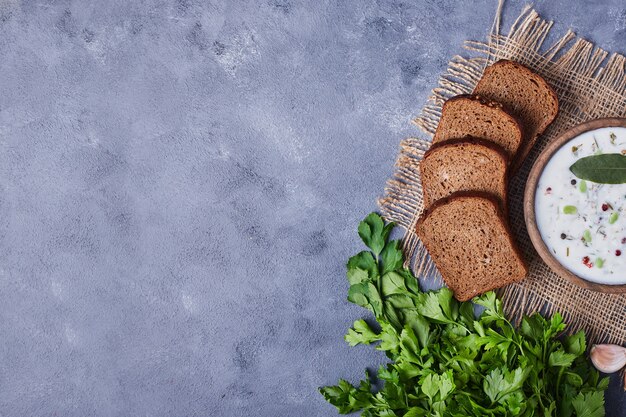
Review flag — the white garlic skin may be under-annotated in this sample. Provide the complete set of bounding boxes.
[590,344,626,374]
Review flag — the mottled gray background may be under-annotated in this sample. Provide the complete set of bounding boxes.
[0,0,624,416]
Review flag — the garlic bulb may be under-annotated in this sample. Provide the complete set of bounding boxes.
[590,344,626,373]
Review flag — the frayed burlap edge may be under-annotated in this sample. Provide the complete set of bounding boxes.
[379,4,626,344]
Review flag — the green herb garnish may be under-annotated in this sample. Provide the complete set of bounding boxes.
[592,137,602,155]
[579,180,587,193]
[609,212,619,224]
[583,229,592,243]
[563,205,578,215]
[320,213,608,417]
[570,153,626,184]
[595,258,605,268]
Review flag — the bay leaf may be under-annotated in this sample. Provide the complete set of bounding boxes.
[569,153,626,184]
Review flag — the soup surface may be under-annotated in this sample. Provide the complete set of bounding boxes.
[535,126,626,285]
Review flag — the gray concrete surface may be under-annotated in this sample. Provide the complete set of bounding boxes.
[0,0,624,416]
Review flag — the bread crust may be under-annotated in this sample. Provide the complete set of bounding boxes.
[488,60,559,123]
[416,192,528,301]
[474,59,559,171]
[420,137,510,212]
[443,93,525,131]
[433,94,525,160]
[425,135,510,164]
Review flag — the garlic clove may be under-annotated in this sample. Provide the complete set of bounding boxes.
[590,344,626,374]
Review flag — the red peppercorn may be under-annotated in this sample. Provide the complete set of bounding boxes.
[582,256,593,268]
[616,250,622,256]
[602,203,609,211]
[546,187,552,194]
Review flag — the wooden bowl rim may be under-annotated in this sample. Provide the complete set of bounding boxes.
[524,117,626,294]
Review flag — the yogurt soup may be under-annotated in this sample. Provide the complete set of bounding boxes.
[535,126,626,285]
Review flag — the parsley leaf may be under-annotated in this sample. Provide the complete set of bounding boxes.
[572,391,606,417]
[345,319,379,346]
[483,367,528,404]
[347,251,378,284]
[358,213,387,256]
[381,240,404,274]
[564,330,587,356]
[549,350,577,367]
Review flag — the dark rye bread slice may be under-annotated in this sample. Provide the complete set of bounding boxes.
[433,94,523,159]
[473,60,558,170]
[420,137,508,209]
[416,193,528,301]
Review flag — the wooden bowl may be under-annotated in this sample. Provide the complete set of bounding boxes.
[524,117,626,294]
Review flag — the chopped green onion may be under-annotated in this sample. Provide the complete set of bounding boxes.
[563,205,578,215]
[609,212,619,224]
[579,180,587,193]
[596,257,605,268]
[583,230,592,243]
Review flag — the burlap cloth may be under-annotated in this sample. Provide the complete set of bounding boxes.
[379,4,626,345]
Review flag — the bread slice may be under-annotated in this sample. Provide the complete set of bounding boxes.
[416,193,528,301]
[433,94,523,159]
[420,137,508,209]
[473,60,558,170]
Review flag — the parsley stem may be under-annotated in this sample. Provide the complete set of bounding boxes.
[375,257,384,318]
[556,367,565,402]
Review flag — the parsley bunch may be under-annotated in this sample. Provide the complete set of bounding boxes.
[320,213,608,417]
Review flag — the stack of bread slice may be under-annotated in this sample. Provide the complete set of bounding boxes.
[416,59,559,301]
